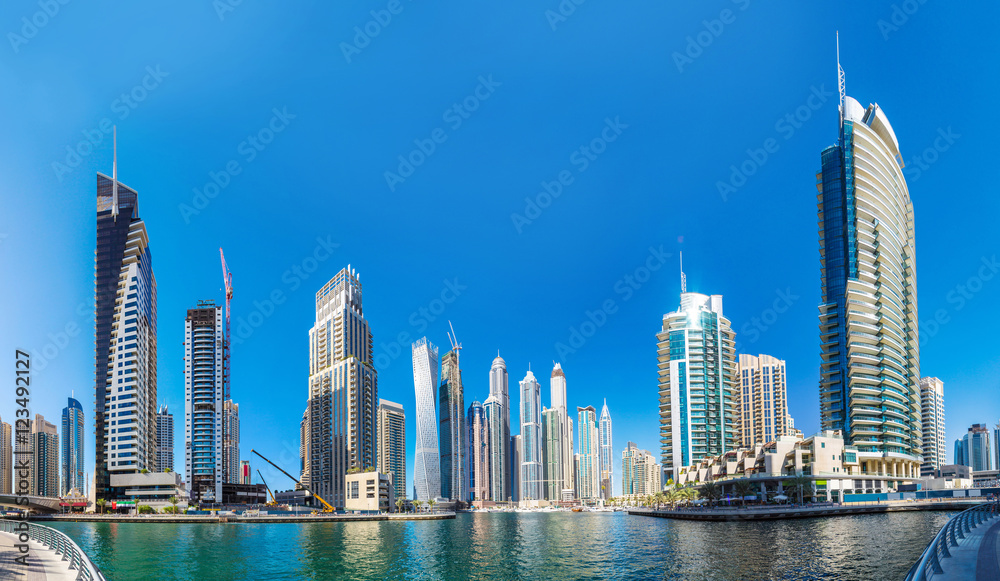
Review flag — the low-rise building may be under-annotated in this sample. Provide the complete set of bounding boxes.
[110,472,187,511]
[345,471,393,512]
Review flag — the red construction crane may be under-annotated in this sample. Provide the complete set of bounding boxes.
[220,248,233,402]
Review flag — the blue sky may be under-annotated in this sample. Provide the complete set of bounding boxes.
[1,1,998,498]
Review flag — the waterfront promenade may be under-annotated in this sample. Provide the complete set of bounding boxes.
[628,499,986,522]
[32,512,455,524]
[0,531,80,581]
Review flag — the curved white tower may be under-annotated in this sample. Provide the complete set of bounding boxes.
[412,338,441,501]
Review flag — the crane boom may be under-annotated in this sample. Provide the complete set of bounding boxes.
[256,469,276,504]
[251,449,335,512]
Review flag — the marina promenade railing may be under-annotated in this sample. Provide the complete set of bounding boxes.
[904,500,999,581]
[0,518,106,581]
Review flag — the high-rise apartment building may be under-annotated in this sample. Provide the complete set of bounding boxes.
[599,400,612,499]
[305,267,378,509]
[0,419,10,494]
[467,401,489,502]
[519,370,543,502]
[622,442,661,496]
[62,397,85,495]
[223,400,240,484]
[484,354,510,502]
[657,291,738,479]
[541,407,563,501]
[550,363,574,499]
[576,406,599,501]
[737,354,792,447]
[510,434,522,502]
[816,63,921,478]
[961,424,992,472]
[378,399,406,505]
[94,171,157,500]
[439,348,465,502]
[156,404,174,473]
[33,415,59,497]
[919,377,946,475]
[412,338,441,501]
[184,302,225,503]
[300,407,308,477]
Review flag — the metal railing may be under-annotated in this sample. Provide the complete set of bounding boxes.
[904,500,999,581]
[0,519,106,580]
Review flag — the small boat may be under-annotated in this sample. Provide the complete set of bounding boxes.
[571,507,583,512]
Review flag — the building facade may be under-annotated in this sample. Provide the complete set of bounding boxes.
[305,267,378,509]
[737,354,792,448]
[412,338,441,501]
[657,292,739,480]
[467,401,489,502]
[961,424,992,472]
[94,172,157,500]
[919,377,946,475]
[816,82,921,478]
[439,348,465,502]
[223,400,240,484]
[33,415,60,497]
[184,302,224,503]
[541,407,563,501]
[0,419,10,494]
[550,363,574,500]
[622,442,661,496]
[519,370,543,502]
[239,460,251,485]
[377,399,406,505]
[510,435,522,502]
[576,406,600,501]
[345,471,393,512]
[599,400,612,499]
[485,354,510,502]
[156,404,174,473]
[61,397,85,495]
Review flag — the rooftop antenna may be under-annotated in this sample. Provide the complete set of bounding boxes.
[837,31,846,123]
[679,251,687,293]
[112,126,119,221]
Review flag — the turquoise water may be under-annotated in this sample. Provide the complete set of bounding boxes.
[48,511,951,580]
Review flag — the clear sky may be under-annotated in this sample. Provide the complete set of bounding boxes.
[1,1,998,498]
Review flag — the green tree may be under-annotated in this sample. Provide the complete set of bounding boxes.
[427,499,436,513]
[138,504,154,514]
[395,499,404,513]
[413,500,423,512]
[734,480,756,507]
[785,475,813,505]
[96,498,107,515]
[699,481,722,507]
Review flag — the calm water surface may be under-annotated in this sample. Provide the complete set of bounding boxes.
[48,511,951,580]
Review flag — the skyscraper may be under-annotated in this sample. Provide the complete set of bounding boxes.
[955,438,966,468]
[467,401,489,502]
[439,348,465,502]
[184,302,224,503]
[737,354,793,447]
[961,424,991,472]
[550,363,574,499]
[919,377,946,475]
[0,419,10,494]
[599,400,613,500]
[657,291,738,480]
[484,353,510,502]
[622,442,661,496]
[519,370,543,502]
[156,404,174,473]
[510,434,522,502]
[541,407,563,501]
[61,397,85,495]
[94,170,157,500]
[32,415,59,497]
[378,399,406,505]
[305,267,378,508]
[576,406,599,501]
[816,53,921,479]
[300,407,308,478]
[412,337,441,501]
[223,400,240,484]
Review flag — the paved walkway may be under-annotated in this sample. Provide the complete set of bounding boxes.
[975,518,1000,579]
[0,531,79,580]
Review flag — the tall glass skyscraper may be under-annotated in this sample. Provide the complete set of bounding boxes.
[541,407,563,501]
[919,377,945,475]
[550,363,574,499]
[412,337,441,501]
[484,354,510,502]
[223,400,240,485]
[519,370,543,502]
[184,302,224,503]
[467,401,489,502]
[576,406,599,501]
[599,400,612,500]
[657,292,738,480]
[377,399,406,506]
[439,348,465,502]
[156,404,174,473]
[0,419,10,494]
[817,68,921,478]
[94,172,157,500]
[61,397,85,495]
[305,267,378,508]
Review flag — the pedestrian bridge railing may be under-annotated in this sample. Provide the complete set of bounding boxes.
[0,518,106,581]
[904,500,999,581]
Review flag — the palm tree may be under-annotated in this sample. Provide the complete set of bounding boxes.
[699,481,722,507]
[96,498,107,515]
[427,499,436,513]
[733,480,756,507]
[413,500,423,513]
[169,496,179,514]
[785,475,813,505]
[395,499,404,513]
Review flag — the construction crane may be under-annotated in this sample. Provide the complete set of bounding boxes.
[251,449,336,513]
[447,320,462,366]
[219,248,233,402]
[257,469,277,505]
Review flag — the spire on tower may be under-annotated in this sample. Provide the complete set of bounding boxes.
[837,31,846,122]
[112,126,119,221]
[679,251,687,293]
